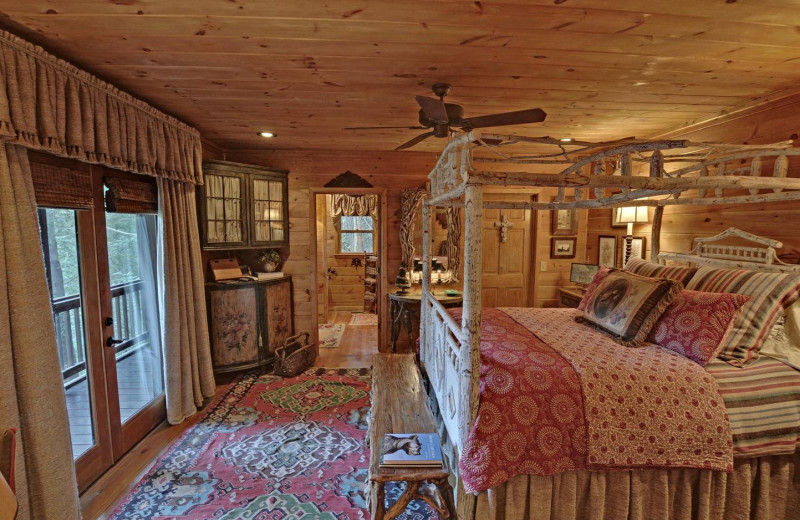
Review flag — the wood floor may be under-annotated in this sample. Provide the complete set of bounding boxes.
[81,311,378,519]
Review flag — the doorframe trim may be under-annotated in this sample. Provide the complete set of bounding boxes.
[309,187,388,350]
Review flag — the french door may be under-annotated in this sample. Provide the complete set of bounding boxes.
[36,160,165,491]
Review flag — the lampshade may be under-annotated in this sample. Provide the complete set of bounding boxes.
[616,206,648,224]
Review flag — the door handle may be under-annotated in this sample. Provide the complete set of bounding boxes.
[106,337,124,348]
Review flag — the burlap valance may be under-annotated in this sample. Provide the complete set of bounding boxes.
[0,30,203,184]
[329,194,379,219]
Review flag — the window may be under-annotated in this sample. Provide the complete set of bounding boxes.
[339,215,375,254]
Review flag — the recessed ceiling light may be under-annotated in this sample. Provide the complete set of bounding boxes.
[560,138,573,142]
[258,131,276,138]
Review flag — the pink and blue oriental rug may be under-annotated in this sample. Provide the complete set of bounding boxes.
[110,368,436,519]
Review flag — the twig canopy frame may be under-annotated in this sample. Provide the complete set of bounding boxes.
[418,130,800,518]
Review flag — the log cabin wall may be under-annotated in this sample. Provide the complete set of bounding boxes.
[587,93,800,265]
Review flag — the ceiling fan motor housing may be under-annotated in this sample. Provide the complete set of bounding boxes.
[417,103,465,129]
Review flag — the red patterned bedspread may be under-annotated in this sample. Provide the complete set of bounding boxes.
[454,308,733,493]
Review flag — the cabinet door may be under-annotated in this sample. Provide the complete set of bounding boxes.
[250,174,289,247]
[208,286,260,371]
[201,171,248,248]
[265,280,293,353]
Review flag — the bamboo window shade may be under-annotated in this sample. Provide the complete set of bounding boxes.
[30,162,93,209]
[104,177,158,213]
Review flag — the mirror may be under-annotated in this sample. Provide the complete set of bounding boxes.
[400,188,462,283]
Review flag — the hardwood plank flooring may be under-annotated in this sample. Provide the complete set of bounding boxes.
[317,311,379,368]
[81,311,378,519]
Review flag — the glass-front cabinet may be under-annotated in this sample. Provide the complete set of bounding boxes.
[199,160,289,249]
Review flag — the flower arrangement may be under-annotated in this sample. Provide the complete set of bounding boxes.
[258,249,282,272]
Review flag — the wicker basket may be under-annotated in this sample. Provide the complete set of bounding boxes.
[274,332,316,377]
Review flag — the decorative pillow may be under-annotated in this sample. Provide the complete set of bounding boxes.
[577,266,615,311]
[760,300,800,370]
[624,258,698,285]
[578,270,683,346]
[686,267,800,366]
[648,290,751,366]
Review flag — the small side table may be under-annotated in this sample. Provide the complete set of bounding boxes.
[388,292,463,353]
[558,286,586,308]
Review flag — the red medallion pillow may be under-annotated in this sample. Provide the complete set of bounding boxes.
[578,266,615,311]
[648,290,751,366]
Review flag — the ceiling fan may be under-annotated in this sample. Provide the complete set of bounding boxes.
[344,83,547,150]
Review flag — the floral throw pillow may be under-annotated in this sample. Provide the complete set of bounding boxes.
[648,290,751,366]
[579,270,682,346]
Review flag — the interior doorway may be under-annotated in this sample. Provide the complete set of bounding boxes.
[313,191,384,363]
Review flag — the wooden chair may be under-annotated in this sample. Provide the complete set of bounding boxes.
[0,429,17,520]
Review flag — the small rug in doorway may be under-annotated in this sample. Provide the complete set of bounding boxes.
[319,322,346,348]
[109,369,436,519]
[349,313,378,326]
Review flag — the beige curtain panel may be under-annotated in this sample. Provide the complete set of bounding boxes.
[0,29,203,184]
[329,193,379,219]
[158,177,216,425]
[0,144,81,520]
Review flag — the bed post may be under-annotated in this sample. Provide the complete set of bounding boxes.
[651,206,664,263]
[457,183,482,519]
[420,201,431,364]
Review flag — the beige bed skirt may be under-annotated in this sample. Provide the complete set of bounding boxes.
[473,452,800,520]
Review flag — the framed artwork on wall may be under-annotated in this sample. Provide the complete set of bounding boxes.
[551,197,578,235]
[598,235,618,267]
[628,236,646,261]
[551,237,577,259]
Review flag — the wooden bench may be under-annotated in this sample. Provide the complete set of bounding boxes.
[368,354,456,520]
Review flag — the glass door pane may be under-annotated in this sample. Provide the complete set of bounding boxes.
[104,212,164,423]
[38,208,95,460]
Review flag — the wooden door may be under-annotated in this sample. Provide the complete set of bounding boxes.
[481,194,536,307]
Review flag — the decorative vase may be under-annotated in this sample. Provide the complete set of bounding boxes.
[263,261,278,273]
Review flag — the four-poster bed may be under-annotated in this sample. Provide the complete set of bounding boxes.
[418,131,800,519]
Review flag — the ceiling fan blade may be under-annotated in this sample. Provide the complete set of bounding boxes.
[344,125,428,130]
[415,95,449,123]
[395,131,435,151]
[460,108,547,129]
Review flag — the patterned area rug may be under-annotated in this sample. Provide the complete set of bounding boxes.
[319,323,346,348]
[349,313,378,326]
[110,369,436,519]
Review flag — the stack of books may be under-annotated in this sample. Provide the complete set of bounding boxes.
[379,433,443,468]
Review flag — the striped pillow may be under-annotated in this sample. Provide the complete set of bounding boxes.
[625,258,698,285]
[686,267,800,366]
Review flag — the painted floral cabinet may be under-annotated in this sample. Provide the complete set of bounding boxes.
[206,276,293,373]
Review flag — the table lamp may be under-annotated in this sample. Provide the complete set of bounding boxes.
[616,206,648,265]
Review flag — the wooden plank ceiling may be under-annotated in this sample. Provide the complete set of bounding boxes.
[1,0,800,152]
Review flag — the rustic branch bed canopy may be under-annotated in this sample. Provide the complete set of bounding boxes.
[418,130,800,518]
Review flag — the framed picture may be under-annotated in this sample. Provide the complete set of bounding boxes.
[551,197,578,235]
[570,263,599,285]
[550,237,576,259]
[598,235,618,267]
[628,236,647,261]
